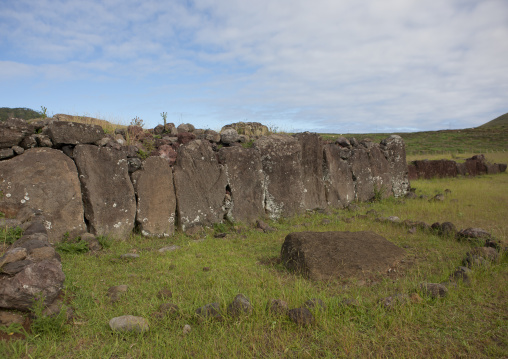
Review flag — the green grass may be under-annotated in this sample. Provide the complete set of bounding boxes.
[1,162,507,358]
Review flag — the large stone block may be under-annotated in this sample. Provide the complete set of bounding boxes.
[380,135,410,197]
[0,119,34,149]
[294,133,327,210]
[367,144,393,199]
[254,135,304,219]
[218,146,265,224]
[0,148,86,242]
[45,121,105,146]
[131,156,176,237]
[281,231,405,280]
[173,140,228,232]
[348,147,375,201]
[323,144,355,208]
[411,160,458,179]
[73,145,136,238]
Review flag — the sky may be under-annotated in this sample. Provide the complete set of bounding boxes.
[1,0,507,134]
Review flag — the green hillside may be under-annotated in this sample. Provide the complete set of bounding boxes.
[478,112,508,129]
[0,107,43,122]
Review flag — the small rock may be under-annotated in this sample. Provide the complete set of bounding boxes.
[28,246,56,261]
[195,303,222,321]
[158,245,180,253]
[256,220,275,232]
[183,324,191,335]
[381,294,409,309]
[470,247,499,262]
[2,260,32,275]
[120,253,139,259]
[0,247,27,268]
[227,294,253,317]
[430,194,445,202]
[387,216,400,223]
[214,233,227,238]
[157,288,173,299]
[203,267,210,272]
[463,254,488,268]
[109,315,149,333]
[420,283,448,298]
[159,303,180,317]
[107,285,128,303]
[449,266,471,283]
[0,310,26,326]
[267,299,288,315]
[80,233,102,251]
[287,308,315,326]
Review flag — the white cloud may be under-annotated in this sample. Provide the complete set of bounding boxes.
[1,0,507,132]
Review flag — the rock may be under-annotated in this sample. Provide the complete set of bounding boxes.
[109,315,149,333]
[254,135,304,219]
[177,123,195,133]
[182,324,192,335]
[410,293,423,303]
[420,283,448,298]
[304,298,327,311]
[73,145,136,238]
[0,148,15,160]
[0,148,87,242]
[45,121,105,146]
[0,247,27,268]
[287,308,315,326]
[173,140,227,232]
[470,247,499,262]
[34,134,53,147]
[128,157,142,173]
[281,231,405,280]
[28,246,57,261]
[449,267,471,283]
[158,303,179,317]
[221,122,269,138]
[323,144,355,208]
[227,294,253,317]
[348,147,376,201]
[155,144,177,165]
[218,146,265,224]
[457,228,492,245]
[202,267,210,272]
[335,136,351,148]
[157,288,172,299]
[431,194,445,202]
[204,129,221,143]
[131,156,177,237]
[380,135,410,197]
[256,220,275,232]
[107,285,128,303]
[120,253,139,259]
[267,299,288,315]
[1,260,32,275]
[294,133,327,210]
[220,128,240,144]
[0,119,34,149]
[158,245,180,253]
[79,233,102,251]
[195,303,222,320]
[381,294,409,309]
[431,222,457,237]
[463,254,488,268]
[409,160,458,180]
[0,258,65,311]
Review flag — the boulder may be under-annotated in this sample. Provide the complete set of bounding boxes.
[380,135,410,197]
[254,135,304,219]
[322,144,355,208]
[348,147,375,201]
[221,122,269,138]
[220,128,240,144]
[218,146,265,224]
[0,119,34,149]
[0,258,65,310]
[410,160,458,180]
[294,133,327,210]
[177,123,195,133]
[227,294,253,317]
[131,156,176,237]
[0,148,87,242]
[173,140,228,232]
[73,145,136,238]
[45,121,105,146]
[109,315,149,333]
[281,231,405,280]
[367,144,393,199]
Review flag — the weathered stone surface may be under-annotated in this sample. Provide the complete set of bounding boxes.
[0,119,34,149]
[348,147,375,201]
[131,157,176,237]
[367,144,393,199]
[281,231,405,280]
[0,247,27,268]
[221,122,269,138]
[420,283,448,298]
[380,135,409,197]
[254,135,304,219]
[0,148,86,242]
[0,148,15,160]
[195,302,222,320]
[0,310,25,326]
[0,258,65,310]
[173,140,228,232]
[409,160,458,180]
[220,128,240,144]
[45,121,105,146]
[155,144,177,165]
[109,315,149,333]
[177,123,195,133]
[107,285,128,303]
[73,145,136,238]
[294,133,327,210]
[322,144,356,208]
[218,146,265,224]
[288,307,315,326]
[227,294,253,317]
[267,299,288,315]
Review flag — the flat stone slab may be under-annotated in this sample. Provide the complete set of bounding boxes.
[281,231,405,280]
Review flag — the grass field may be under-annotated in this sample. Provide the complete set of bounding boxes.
[1,153,506,358]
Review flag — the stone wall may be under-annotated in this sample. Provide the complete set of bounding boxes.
[408,155,507,180]
[1,118,410,242]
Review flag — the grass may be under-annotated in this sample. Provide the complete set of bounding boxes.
[1,155,506,358]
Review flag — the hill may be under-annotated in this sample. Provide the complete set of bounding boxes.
[478,112,508,129]
[0,107,43,122]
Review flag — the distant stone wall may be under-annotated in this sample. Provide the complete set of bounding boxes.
[0,117,410,242]
[408,155,507,180]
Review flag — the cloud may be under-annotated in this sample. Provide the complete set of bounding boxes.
[1,0,507,132]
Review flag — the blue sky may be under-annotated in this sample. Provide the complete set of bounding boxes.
[1,0,507,133]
